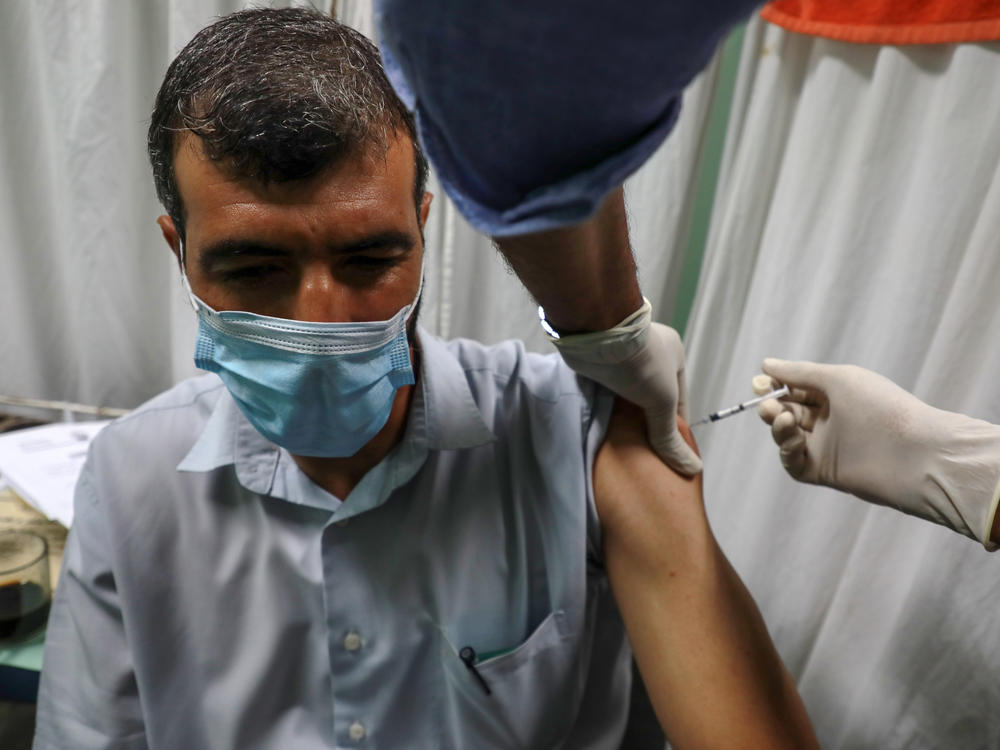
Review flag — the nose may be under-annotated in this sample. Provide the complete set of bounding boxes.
[292,262,346,323]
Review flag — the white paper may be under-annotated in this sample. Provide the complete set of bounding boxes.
[0,421,109,527]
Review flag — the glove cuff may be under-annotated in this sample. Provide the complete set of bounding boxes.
[546,298,651,365]
[910,411,1000,549]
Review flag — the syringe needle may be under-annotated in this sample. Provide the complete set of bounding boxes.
[693,385,790,426]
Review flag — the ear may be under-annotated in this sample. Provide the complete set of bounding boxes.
[157,215,183,270]
[419,191,433,231]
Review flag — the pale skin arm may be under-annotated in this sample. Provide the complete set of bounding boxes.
[493,188,642,334]
[594,400,819,749]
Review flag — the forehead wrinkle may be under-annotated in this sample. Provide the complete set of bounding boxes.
[175,132,421,258]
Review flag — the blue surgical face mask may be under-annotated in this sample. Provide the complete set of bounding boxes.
[179,244,421,458]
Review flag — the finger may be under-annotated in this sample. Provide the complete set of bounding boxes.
[783,385,824,409]
[650,421,703,476]
[776,427,806,459]
[755,369,821,411]
[760,396,820,430]
[752,374,778,396]
[676,367,690,422]
[762,358,830,393]
[757,398,783,425]
[758,399,814,430]
[771,409,801,446]
[771,411,809,480]
[676,415,696,450]
[785,401,821,432]
[780,439,808,479]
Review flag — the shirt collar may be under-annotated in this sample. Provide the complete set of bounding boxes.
[414,326,496,451]
[176,385,280,496]
[177,326,495,510]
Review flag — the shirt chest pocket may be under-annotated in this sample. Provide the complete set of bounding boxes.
[436,610,582,749]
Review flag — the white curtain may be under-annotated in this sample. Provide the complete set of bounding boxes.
[685,16,1000,748]
[0,0,716,415]
[0,0,264,411]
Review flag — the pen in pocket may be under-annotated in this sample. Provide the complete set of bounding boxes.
[459,646,492,696]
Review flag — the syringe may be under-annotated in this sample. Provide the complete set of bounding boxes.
[691,385,790,427]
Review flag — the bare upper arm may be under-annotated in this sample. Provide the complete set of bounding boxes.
[593,398,709,565]
[592,399,820,749]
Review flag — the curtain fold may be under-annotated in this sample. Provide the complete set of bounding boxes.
[685,16,1000,748]
[0,0,251,412]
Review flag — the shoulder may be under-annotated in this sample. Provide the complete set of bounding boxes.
[73,374,226,548]
[435,332,614,472]
[87,373,224,472]
[443,335,595,406]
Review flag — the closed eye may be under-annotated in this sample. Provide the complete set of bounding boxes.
[220,264,289,286]
[347,255,399,269]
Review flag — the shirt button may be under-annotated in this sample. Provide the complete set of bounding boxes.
[344,631,362,652]
[349,721,366,740]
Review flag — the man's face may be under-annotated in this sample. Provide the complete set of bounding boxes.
[158,134,430,323]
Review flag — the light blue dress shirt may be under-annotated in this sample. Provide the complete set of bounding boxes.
[34,329,636,749]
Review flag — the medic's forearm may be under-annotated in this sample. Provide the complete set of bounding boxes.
[493,188,643,334]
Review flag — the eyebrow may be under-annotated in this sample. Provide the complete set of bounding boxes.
[339,231,415,254]
[197,231,416,272]
[197,241,291,273]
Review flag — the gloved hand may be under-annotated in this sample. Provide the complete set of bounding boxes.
[753,358,1000,549]
[549,298,702,476]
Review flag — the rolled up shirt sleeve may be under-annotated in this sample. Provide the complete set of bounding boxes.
[374,0,756,236]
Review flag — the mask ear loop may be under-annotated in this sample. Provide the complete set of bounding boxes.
[178,239,200,313]
[403,254,426,325]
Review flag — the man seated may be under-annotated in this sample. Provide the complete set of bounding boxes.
[33,9,816,749]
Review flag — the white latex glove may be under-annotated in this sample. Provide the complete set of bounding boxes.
[547,298,702,476]
[753,358,1000,550]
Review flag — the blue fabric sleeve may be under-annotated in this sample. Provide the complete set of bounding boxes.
[374,0,757,236]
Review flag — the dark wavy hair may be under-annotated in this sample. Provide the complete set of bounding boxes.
[148,7,428,239]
